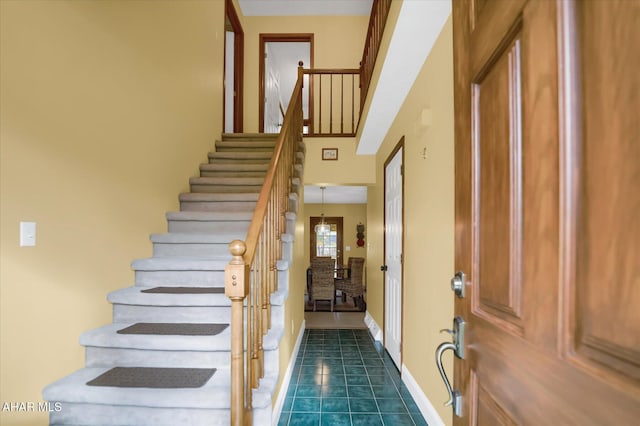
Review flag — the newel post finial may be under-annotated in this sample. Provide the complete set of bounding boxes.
[229,240,246,264]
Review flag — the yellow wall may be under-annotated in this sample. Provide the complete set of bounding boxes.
[0,1,224,425]
[242,15,369,132]
[365,17,455,426]
[304,137,376,185]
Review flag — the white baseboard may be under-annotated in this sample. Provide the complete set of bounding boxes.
[364,311,383,342]
[271,320,306,425]
[401,364,446,426]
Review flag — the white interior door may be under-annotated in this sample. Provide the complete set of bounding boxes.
[384,147,403,368]
[261,39,310,133]
[264,44,282,133]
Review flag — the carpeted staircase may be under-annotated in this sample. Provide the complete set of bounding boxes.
[43,133,304,426]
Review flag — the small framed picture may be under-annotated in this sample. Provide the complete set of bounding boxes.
[322,148,338,161]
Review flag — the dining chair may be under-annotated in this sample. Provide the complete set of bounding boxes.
[310,257,336,311]
[335,257,365,309]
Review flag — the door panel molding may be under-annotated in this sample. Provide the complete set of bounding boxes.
[471,28,524,336]
[559,0,640,387]
[477,383,518,426]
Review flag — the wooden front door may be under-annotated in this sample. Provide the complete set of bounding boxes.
[452,0,639,424]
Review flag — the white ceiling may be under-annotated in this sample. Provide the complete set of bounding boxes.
[238,0,373,16]
[304,185,367,204]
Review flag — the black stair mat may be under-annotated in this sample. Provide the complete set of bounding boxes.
[117,323,228,336]
[87,367,216,388]
[142,286,225,294]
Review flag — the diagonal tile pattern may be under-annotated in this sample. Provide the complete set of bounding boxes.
[278,329,428,426]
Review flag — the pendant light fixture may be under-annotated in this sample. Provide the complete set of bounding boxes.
[315,186,331,235]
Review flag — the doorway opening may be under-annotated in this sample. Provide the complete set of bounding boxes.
[259,34,313,133]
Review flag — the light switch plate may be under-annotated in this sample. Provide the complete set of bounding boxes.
[20,222,36,247]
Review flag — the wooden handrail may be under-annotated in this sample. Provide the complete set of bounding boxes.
[360,0,392,111]
[225,66,304,426]
[305,68,360,74]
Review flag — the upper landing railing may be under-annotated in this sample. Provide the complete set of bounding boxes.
[304,0,391,137]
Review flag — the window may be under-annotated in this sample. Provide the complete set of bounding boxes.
[315,223,338,258]
[310,216,343,269]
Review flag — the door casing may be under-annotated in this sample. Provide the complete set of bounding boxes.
[258,34,313,133]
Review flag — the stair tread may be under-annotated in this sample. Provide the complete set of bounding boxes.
[43,368,235,409]
[221,133,279,140]
[189,176,265,185]
[166,211,254,221]
[200,163,269,171]
[150,233,243,244]
[108,286,230,307]
[80,324,231,351]
[179,192,260,201]
[208,151,272,159]
[131,257,230,271]
[216,141,275,150]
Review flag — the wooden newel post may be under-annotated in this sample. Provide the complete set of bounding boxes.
[225,240,249,426]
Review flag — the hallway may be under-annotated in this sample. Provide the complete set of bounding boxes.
[277,329,427,426]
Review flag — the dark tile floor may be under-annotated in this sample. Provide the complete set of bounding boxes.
[277,329,428,426]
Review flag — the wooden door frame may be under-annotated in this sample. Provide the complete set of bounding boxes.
[225,0,244,133]
[259,33,314,133]
[309,216,344,268]
[382,137,405,368]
